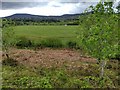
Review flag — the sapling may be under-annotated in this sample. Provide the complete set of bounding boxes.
[78,1,118,77]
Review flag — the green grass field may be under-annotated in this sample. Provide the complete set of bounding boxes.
[13,25,79,42]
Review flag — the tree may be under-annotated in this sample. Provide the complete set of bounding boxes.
[116,2,120,13]
[78,1,119,77]
[0,19,2,51]
[2,19,15,59]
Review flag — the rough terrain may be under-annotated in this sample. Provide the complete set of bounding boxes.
[3,48,97,69]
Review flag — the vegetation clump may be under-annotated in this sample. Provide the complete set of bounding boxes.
[40,38,63,48]
[2,58,19,67]
[16,37,33,48]
[78,1,119,77]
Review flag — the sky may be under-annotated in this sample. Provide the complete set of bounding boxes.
[0,0,119,17]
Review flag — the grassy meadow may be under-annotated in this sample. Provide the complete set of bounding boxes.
[13,25,79,42]
[7,25,80,49]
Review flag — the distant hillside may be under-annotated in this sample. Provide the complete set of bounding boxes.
[4,13,81,21]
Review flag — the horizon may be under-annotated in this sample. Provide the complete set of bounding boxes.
[0,1,98,17]
[1,13,82,18]
[0,0,119,17]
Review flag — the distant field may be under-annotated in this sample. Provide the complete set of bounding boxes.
[13,25,80,43]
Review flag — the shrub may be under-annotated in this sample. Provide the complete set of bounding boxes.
[16,37,33,48]
[14,76,52,88]
[33,42,44,49]
[66,41,77,49]
[78,1,118,78]
[2,25,15,59]
[40,38,63,48]
[2,58,19,67]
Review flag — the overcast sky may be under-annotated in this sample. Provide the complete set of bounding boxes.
[0,0,119,17]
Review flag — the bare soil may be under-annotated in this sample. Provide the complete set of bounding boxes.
[3,48,97,68]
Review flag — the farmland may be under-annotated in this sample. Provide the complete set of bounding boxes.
[3,25,81,49]
[13,25,79,42]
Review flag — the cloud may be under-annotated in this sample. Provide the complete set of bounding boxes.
[1,0,118,17]
[48,1,62,7]
[0,3,81,17]
[1,0,100,10]
[1,2,47,10]
[0,0,91,2]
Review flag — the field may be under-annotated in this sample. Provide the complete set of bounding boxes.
[2,25,119,88]
[13,25,79,43]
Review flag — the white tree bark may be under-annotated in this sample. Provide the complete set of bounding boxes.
[100,60,107,78]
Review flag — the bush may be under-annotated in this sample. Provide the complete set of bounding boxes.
[16,37,33,48]
[33,42,44,49]
[40,38,63,48]
[2,58,19,67]
[14,76,52,88]
[66,41,77,49]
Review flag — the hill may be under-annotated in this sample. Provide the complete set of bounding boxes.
[4,13,81,21]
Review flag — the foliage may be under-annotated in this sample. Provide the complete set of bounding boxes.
[66,41,77,49]
[14,76,52,88]
[16,37,33,48]
[14,37,80,49]
[2,20,16,58]
[2,18,15,28]
[40,38,63,48]
[0,19,2,50]
[78,1,119,78]
[2,13,80,26]
[79,1,119,60]
[2,27,15,49]
[2,60,118,88]
[2,58,19,67]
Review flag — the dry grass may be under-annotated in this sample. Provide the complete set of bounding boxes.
[3,48,96,69]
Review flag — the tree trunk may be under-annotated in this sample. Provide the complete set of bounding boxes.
[100,60,107,78]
